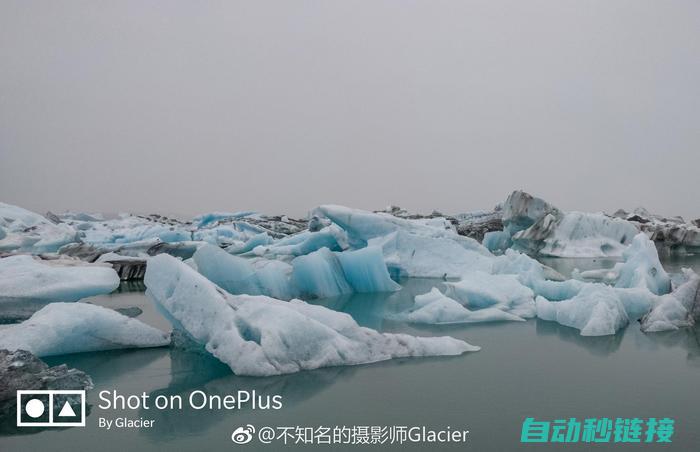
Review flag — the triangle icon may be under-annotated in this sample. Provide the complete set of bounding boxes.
[58,401,76,417]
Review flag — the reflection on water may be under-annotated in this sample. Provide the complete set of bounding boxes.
[139,349,357,440]
[534,319,625,356]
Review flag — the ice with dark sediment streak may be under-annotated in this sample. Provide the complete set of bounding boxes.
[483,190,639,258]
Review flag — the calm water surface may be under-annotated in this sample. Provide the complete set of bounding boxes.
[1,255,699,451]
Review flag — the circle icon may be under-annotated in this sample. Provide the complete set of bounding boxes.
[25,399,45,418]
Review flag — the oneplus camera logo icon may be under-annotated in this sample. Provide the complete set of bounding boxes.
[16,390,86,427]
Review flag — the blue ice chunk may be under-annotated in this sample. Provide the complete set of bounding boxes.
[291,248,353,299]
[335,247,401,293]
[193,211,257,228]
[226,232,274,254]
[253,225,347,258]
[615,233,671,295]
[193,244,296,299]
[483,230,511,252]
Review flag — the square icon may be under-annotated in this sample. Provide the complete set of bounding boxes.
[16,390,86,427]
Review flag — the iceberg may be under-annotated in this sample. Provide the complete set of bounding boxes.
[291,246,400,298]
[144,254,478,377]
[532,234,671,335]
[0,255,120,302]
[536,285,655,336]
[71,214,193,246]
[195,243,398,301]
[193,244,297,300]
[501,190,561,236]
[369,230,493,279]
[193,211,307,239]
[311,204,459,247]
[444,271,536,318]
[614,233,671,295]
[641,269,700,332]
[335,246,401,293]
[291,248,354,299]
[486,191,639,257]
[249,225,347,258]
[0,303,170,357]
[397,288,525,324]
[0,202,78,253]
[454,209,503,242]
[616,207,700,251]
[225,232,274,255]
[526,212,639,258]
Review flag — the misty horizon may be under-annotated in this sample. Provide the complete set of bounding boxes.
[2,1,699,220]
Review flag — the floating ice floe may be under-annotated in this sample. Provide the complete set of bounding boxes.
[311,205,459,246]
[194,243,399,300]
[0,303,170,356]
[536,285,656,336]
[533,233,697,336]
[0,255,120,302]
[145,254,478,377]
[247,225,347,259]
[0,202,78,253]
[67,213,193,246]
[292,246,400,298]
[312,205,494,279]
[614,233,671,295]
[370,230,493,279]
[396,288,525,324]
[641,269,700,332]
[193,244,297,300]
[444,271,536,318]
[614,207,700,251]
[484,191,639,258]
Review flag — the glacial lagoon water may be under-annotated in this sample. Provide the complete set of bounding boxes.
[1,255,699,451]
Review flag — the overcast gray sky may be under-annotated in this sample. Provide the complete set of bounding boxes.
[1,1,698,220]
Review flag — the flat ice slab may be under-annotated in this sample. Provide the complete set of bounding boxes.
[0,303,170,356]
[0,255,120,302]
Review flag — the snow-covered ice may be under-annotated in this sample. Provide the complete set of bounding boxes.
[144,254,478,376]
[0,303,170,356]
[614,233,671,295]
[444,271,536,318]
[0,202,77,253]
[641,269,700,332]
[485,191,639,258]
[0,255,120,302]
[369,230,492,279]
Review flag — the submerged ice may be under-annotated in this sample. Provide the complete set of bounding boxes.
[145,254,478,377]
